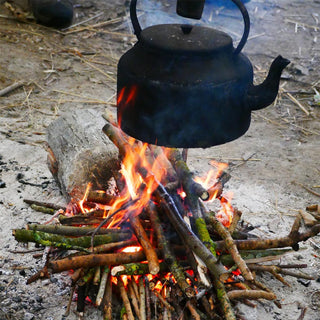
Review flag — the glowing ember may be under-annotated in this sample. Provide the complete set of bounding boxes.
[177,187,187,200]
[121,246,142,253]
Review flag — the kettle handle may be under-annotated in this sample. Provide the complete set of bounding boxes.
[130,0,141,40]
[231,0,250,55]
[130,0,250,55]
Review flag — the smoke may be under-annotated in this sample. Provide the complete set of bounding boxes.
[132,0,279,49]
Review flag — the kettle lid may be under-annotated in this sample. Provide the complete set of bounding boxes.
[140,24,233,55]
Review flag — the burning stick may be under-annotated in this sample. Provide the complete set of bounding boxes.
[130,214,160,275]
[167,148,209,201]
[206,171,231,200]
[148,145,178,184]
[86,190,117,205]
[111,262,168,276]
[228,209,242,235]
[92,239,138,254]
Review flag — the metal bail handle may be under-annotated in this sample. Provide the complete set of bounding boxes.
[130,0,250,55]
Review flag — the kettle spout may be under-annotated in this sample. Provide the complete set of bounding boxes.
[247,55,290,111]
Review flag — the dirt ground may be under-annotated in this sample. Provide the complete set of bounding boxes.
[0,0,319,319]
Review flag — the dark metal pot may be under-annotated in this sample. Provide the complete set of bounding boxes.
[117,0,289,148]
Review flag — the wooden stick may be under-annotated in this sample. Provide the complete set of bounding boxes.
[48,251,146,273]
[167,148,209,201]
[92,239,138,254]
[185,301,200,320]
[128,281,141,320]
[96,267,109,306]
[153,291,174,312]
[13,229,131,249]
[29,204,56,215]
[213,277,236,320]
[64,285,75,317]
[93,266,101,285]
[119,278,135,320]
[26,223,131,236]
[215,216,320,252]
[144,276,152,320]
[0,81,24,97]
[86,190,117,205]
[206,171,231,200]
[248,264,315,280]
[227,290,276,301]
[131,279,140,305]
[24,198,66,211]
[130,214,160,275]
[228,209,242,235]
[139,277,146,320]
[111,262,167,276]
[59,215,105,225]
[102,273,113,320]
[208,214,253,281]
[286,92,310,116]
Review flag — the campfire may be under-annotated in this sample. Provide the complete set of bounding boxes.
[13,111,320,320]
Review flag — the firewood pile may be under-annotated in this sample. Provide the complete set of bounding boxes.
[12,111,320,320]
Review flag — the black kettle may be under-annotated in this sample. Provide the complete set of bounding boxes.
[117,0,290,148]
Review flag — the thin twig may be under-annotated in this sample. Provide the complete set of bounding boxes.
[0,81,24,96]
[286,92,310,116]
[293,181,320,197]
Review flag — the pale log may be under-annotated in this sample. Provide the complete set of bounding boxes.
[47,109,119,201]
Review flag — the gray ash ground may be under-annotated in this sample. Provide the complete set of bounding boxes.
[0,0,320,319]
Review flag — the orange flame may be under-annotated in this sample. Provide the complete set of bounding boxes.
[194,160,228,192]
[195,161,234,227]
[78,182,93,213]
[216,193,234,228]
[104,137,166,228]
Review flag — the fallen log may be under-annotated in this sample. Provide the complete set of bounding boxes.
[46,109,119,201]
